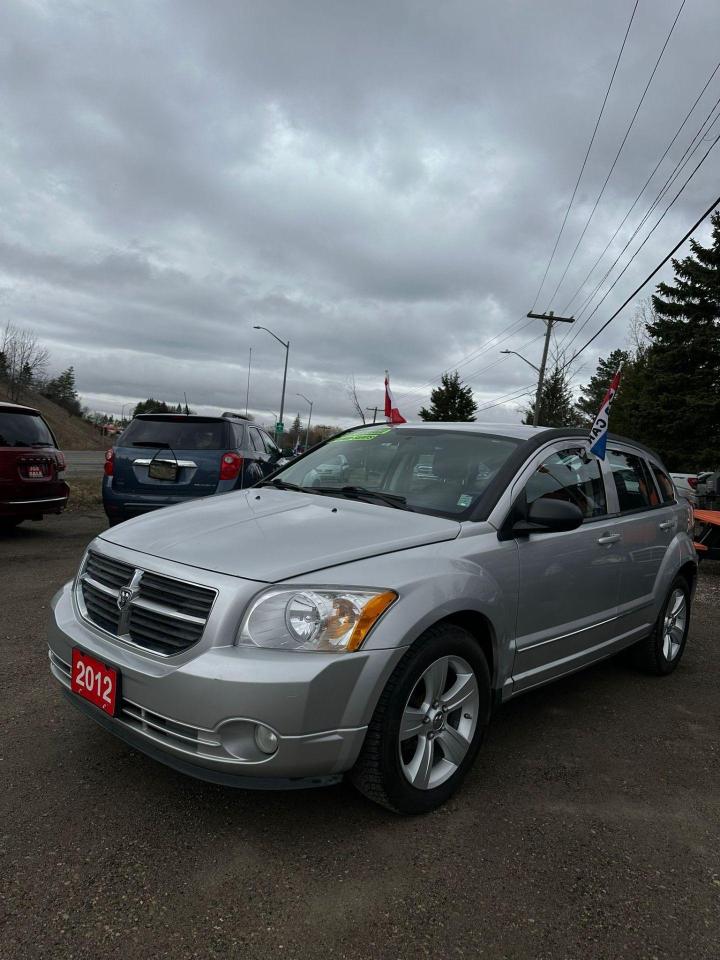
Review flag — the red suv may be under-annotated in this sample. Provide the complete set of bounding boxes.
[0,402,69,531]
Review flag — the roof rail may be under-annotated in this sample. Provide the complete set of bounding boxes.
[221,411,251,421]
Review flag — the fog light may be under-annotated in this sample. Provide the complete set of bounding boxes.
[254,724,279,755]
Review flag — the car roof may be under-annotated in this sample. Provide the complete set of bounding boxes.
[382,421,664,462]
[0,401,40,415]
[133,412,253,423]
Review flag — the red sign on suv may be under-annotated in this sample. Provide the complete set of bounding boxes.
[0,402,69,530]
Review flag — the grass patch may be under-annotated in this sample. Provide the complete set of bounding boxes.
[66,477,103,512]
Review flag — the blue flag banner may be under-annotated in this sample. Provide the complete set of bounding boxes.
[588,369,622,460]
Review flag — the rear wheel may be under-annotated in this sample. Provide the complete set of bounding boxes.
[632,576,691,675]
[351,624,491,814]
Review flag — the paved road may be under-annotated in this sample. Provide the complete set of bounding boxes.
[2,513,719,960]
[63,450,105,476]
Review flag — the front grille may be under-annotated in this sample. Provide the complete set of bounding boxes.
[128,604,206,656]
[81,579,121,634]
[85,551,134,590]
[137,572,215,618]
[77,551,217,656]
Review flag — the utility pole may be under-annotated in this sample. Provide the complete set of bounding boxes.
[365,406,379,423]
[245,347,252,417]
[526,310,574,426]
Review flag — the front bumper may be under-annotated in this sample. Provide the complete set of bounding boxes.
[48,582,404,787]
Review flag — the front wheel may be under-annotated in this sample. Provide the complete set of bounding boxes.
[632,576,691,675]
[351,624,491,814]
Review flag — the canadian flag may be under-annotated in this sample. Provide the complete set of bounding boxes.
[384,370,406,424]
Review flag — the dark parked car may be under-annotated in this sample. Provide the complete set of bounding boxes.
[102,412,284,524]
[0,401,69,531]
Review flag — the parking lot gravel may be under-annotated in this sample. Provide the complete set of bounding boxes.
[2,512,719,960]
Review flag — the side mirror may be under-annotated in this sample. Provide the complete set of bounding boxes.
[513,498,584,536]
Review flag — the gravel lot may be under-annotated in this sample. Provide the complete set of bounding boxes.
[2,512,719,960]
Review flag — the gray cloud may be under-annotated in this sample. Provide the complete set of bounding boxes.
[1,0,718,428]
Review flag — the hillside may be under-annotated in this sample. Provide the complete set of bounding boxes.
[0,386,106,450]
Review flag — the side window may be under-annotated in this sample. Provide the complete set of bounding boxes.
[262,432,281,457]
[524,447,607,519]
[650,463,676,504]
[608,450,654,512]
[248,428,265,453]
[232,423,245,449]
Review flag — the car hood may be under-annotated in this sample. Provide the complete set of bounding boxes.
[99,488,460,582]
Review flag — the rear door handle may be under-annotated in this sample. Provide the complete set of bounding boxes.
[659,520,676,530]
[597,533,621,545]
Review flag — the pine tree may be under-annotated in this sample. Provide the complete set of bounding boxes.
[576,349,629,424]
[419,371,477,421]
[523,364,583,427]
[43,366,83,416]
[631,210,720,470]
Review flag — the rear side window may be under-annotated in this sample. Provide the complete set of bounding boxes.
[0,412,55,448]
[524,447,607,519]
[608,450,656,512]
[248,428,265,452]
[650,464,675,503]
[119,418,227,450]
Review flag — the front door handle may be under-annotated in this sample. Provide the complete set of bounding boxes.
[597,533,621,545]
[658,520,676,531]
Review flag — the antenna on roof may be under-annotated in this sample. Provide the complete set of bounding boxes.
[183,393,190,416]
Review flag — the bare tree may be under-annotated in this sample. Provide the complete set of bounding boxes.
[626,297,653,357]
[345,375,366,424]
[1,322,50,401]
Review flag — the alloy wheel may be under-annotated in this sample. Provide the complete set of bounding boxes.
[663,588,687,661]
[398,654,479,790]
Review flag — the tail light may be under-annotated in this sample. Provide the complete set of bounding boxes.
[104,448,115,477]
[55,452,66,474]
[688,477,698,489]
[220,452,243,481]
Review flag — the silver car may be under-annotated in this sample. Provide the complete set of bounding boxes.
[48,423,697,814]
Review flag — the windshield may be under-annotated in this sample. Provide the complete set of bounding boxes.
[119,417,227,450]
[272,425,521,518]
[0,412,56,448]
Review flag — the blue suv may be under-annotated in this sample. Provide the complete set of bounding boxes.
[103,413,284,525]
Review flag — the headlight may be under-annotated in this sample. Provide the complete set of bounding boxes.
[238,588,397,653]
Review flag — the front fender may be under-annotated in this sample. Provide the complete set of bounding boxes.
[292,536,519,693]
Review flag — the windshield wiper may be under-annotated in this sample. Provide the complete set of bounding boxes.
[310,485,410,510]
[131,441,170,448]
[255,478,304,491]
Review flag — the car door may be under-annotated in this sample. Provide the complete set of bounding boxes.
[607,448,675,640]
[510,443,623,693]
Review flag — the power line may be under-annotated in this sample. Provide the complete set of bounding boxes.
[558,91,720,352]
[392,317,534,404]
[562,121,720,354]
[475,384,536,414]
[529,0,639,311]
[565,187,720,367]
[544,0,687,311]
[560,57,720,317]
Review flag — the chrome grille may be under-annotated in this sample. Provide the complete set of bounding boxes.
[85,551,134,590]
[77,551,216,656]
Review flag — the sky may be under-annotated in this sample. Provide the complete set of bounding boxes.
[1,0,719,432]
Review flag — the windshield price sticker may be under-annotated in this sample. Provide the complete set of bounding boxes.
[332,427,393,443]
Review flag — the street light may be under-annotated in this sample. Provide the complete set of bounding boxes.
[253,326,290,440]
[500,349,540,373]
[296,392,313,451]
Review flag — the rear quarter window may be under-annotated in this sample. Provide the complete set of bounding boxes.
[0,412,55,448]
[650,464,676,504]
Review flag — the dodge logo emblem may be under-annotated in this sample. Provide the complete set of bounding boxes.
[117,586,135,611]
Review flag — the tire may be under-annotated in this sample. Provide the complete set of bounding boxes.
[631,576,691,676]
[351,623,491,814]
